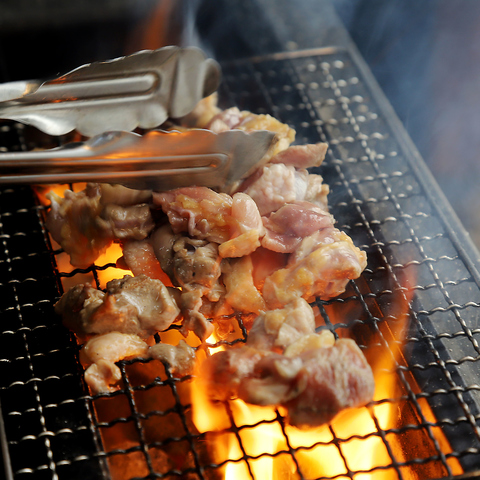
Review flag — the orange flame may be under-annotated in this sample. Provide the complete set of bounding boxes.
[190,268,463,480]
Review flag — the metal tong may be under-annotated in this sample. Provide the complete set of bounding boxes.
[0,129,276,190]
[0,46,276,190]
[0,46,221,137]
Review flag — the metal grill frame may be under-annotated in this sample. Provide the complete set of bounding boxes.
[1,46,480,479]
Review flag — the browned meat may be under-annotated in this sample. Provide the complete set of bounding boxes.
[153,187,264,258]
[148,340,196,376]
[96,203,154,240]
[261,201,334,253]
[95,183,152,206]
[283,338,374,428]
[55,274,180,340]
[150,223,223,340]
[150,223,179,279]
[263,229,367,308]
[153,187,234,243]
[54,283,105,338]
[79,332,149,393]
[171,236,223,340]
[46,189,112,268]
[46,183,154,268]
[206,107,295,160]
[201,299,374,428]
[218,256,266,316]
[120,238,172,286]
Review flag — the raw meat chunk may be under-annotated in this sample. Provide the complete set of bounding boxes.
[261,201,334,253]
[270,143,328,168]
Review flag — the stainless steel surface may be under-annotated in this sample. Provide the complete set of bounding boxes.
[0,46,221,137]
[0,128,275,190]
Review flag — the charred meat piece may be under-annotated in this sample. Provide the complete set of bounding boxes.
[47,188,112,268]
[151,223,223,340]
[55,274,180,340]
[172,236,223,341]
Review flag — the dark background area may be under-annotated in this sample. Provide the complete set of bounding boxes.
[0,0,478,248]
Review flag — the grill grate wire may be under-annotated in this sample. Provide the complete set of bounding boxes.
[1,48,480,479]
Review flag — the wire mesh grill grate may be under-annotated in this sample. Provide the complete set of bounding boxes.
[1,48,480,479]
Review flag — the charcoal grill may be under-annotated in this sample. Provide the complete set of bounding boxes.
[2,36,480,480]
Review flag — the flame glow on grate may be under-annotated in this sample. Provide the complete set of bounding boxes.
[188,272,464,480]
[39,185,464,480]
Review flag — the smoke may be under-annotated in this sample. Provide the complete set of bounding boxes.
[334,0,480,246]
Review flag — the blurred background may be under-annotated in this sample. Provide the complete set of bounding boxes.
[0,0,479,247]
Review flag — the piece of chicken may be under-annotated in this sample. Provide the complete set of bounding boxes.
[153,187,264,258]
[217,192,265,258]
[120,238,173,286]
[201,299,374,428]
[80,332,149,394]
[269,142,328,169]
[55,274,180,340]
[150,223,223,340]
[240,162,329,216]
[218,255,266,316]
[148,340,197,377]
[261,201,334,254]
[46,183,154,268]
[206,107,295,161]
[262,229,367,309]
